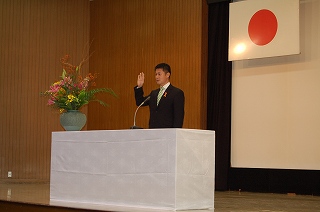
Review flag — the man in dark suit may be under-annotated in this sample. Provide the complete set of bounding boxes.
[134,63,185,128]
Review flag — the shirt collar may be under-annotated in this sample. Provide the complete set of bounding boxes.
[161,82,170,90]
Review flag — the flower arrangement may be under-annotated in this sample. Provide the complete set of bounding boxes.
[42,54,117,112]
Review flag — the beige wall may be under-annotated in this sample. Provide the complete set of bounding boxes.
[0,0,207,180]
[231,0,320,170]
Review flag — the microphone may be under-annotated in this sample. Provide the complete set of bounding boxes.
[130,96,150,129]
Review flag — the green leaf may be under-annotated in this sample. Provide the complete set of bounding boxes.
[61,69,67,79]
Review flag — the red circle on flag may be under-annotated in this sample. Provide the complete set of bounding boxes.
[248,9,278,46]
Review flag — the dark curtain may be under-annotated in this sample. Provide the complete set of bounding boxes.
[207,1,232,191]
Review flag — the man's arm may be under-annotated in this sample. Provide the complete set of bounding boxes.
[134,86,146,106]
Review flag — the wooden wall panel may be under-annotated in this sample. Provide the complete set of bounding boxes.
[0,0,89,180]
[0,0,207,181]
[88,0,208,130]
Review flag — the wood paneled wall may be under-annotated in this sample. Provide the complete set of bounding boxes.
[0,0,207,180]
[0,0,89,180]
[88,0,208,130]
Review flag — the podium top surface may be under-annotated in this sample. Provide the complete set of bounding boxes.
[52,128,215,143]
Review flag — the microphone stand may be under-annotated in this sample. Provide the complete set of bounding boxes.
[130,96,150,129]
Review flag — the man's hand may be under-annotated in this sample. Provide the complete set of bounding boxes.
[137,72,145,88]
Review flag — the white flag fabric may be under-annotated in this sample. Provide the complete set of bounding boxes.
[228,0,300,61]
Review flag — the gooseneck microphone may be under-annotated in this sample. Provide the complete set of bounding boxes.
[130,96,150,129]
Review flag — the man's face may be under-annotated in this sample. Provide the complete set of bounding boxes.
[155,68,170,86]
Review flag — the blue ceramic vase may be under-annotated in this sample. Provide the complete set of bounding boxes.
[60,110,86,131]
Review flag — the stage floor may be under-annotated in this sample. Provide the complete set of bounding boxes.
[1,181,320,211]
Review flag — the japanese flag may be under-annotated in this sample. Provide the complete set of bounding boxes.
[228,0,300,61]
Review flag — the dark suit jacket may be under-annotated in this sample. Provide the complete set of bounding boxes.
[134,84,185,128]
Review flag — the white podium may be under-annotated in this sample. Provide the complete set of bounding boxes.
[50,129,215,211]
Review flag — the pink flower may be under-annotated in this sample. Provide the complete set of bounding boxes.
[80,80,88,89]
[47,99,55,105]
[63,76,72,84]
[48,84,60,93]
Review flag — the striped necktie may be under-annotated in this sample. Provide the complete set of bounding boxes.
[157,87,165,106]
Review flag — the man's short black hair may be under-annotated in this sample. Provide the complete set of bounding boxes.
[155,63,171,74]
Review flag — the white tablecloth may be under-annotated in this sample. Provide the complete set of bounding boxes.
[50,129,215,211]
